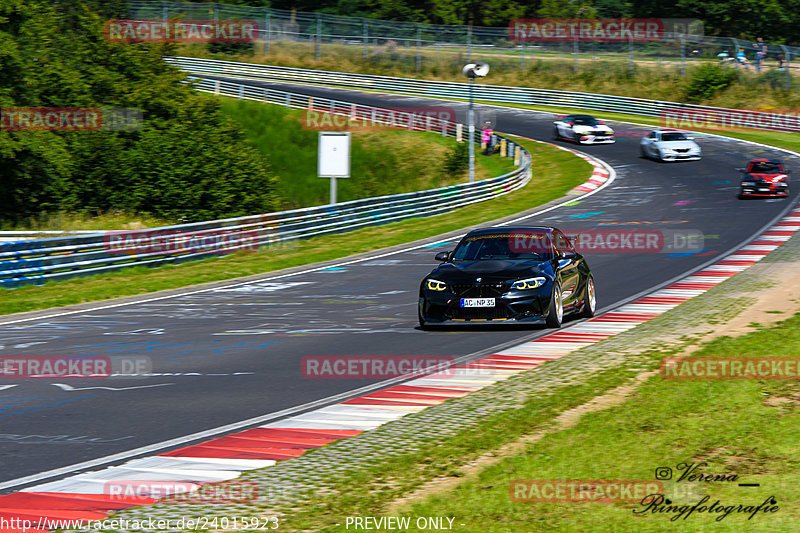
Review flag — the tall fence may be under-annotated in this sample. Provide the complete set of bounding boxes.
[0,81,531,289]
[129,0,796,80]
[168,56,800,134]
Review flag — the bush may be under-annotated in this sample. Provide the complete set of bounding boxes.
[682,63,739,102]
[443,141,469,175]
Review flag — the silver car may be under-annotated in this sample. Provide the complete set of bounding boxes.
[640,130,701,161]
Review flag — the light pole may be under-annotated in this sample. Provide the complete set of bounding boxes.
[462,61,489,183]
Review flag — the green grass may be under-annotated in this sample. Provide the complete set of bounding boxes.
[218,98,513,209]
[0,136,588,316]
[388,314,800,532]
[0,211,173,232]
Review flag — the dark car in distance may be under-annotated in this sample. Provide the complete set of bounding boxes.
[739,159,790,198]
[418,227,596,329]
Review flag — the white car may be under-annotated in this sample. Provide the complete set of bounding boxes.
[553,114,615,145]
[640,130,701,161]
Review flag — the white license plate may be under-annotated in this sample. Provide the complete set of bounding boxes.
[461,298,495,308]
[759,188,771,191]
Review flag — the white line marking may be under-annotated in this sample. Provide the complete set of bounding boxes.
[51,383,174,392]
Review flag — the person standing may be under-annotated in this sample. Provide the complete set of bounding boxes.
[737,49,749,70]
[754,37,767,72]
[481,122,493,155]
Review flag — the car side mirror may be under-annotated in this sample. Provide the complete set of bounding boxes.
[434,251,450,262]
[560,251,576,259]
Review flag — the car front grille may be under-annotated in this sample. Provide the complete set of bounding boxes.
[449,306,515,320]
[451,283,505,298]
[674,148,690,153]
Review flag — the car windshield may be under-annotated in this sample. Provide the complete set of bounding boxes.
[452,231,554,261]
[748,161,782,173]
[661,132,688,141]
[572,116,599,126]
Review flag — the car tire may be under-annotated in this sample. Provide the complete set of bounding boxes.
[580,276,596,318]
[573,132,582,144]
[553,127,561,140]
[418,305,429,330]
[640,146,648,159]
[545,282,563,329]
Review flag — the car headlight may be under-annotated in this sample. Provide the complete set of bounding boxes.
[742,182,756,186]
[426,279,448,291]
[779,182,788,187]
[511,277,546,290]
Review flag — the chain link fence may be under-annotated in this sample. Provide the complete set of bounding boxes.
[129,0,796,83]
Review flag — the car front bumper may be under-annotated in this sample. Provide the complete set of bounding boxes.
[419,291,551,324]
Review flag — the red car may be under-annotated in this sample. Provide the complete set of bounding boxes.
[739,159,790,198]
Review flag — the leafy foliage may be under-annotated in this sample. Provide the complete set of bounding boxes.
[0,0,277,223]
[443,141,469,174]
[682,63,739,102]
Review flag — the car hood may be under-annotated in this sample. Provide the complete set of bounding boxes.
[429,260,553,282]
[745,173,788,183]
[573,125,613,134]
[656,140,699,150]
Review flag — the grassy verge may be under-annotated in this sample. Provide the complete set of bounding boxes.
[0,136,588,316]
[0,211,174,232]
[218,98,513,209]
[177,41,800,109]
[389,314,800,532]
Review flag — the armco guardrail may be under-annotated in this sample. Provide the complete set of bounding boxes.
[167,56,800,133]
[0,82,530,289]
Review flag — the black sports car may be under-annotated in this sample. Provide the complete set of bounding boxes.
[418,227,596,329]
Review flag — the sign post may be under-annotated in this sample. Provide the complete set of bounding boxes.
[318,132,351,204]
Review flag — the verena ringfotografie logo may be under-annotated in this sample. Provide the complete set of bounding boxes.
[662,357,800,380]
[508,229,704,254]
[510,480,664,503]
[104,480,259,503]
[1,107,142,132]
[104,20,259,43]
[302,356,457,379]
[1,356,152,379]
[661,108,800,134]
[104,228,262,255]
[302,106,456,132]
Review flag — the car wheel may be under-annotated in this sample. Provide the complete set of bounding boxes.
[545,282,563,329]
[640,146,648,158]
[553,127,561,140]
[573,132,581,144]
[418,304,429,330]
[580,276,596,318]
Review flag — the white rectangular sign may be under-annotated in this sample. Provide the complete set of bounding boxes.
[318,132,351,178]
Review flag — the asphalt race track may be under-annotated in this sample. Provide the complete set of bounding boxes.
[1,77,798,489]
